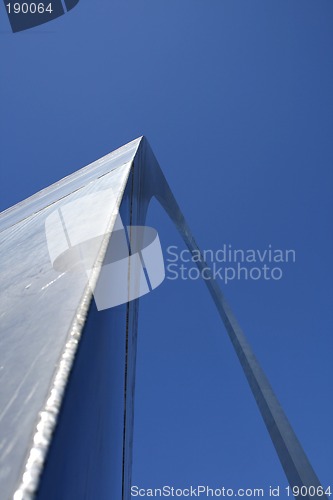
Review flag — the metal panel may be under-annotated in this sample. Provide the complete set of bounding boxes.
[0,140,139,500]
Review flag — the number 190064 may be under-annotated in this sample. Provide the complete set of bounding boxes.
[6,3,53,14]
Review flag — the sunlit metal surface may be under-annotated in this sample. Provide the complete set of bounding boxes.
[0,140,138,499]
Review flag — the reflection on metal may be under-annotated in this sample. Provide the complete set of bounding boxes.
[0,137,326,499]
[44,188,165,310]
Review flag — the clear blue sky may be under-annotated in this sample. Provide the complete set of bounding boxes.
[1,0,332,497]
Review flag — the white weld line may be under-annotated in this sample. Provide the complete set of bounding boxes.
[41,273,66,291]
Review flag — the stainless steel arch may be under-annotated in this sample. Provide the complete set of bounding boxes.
[0,137,326,499]
[131,137,327,499]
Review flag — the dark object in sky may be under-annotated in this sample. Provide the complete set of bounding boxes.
[3,0,80,33]
[0,138,326,499]
[64,0,79,11]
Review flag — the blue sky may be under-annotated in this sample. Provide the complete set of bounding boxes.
[1,0,332,497]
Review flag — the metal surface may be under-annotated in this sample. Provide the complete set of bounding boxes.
[0,140,138,499]
[0,137,326,499]
[136,140,327,500]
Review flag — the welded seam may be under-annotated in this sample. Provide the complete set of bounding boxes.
[121,168,135,500]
